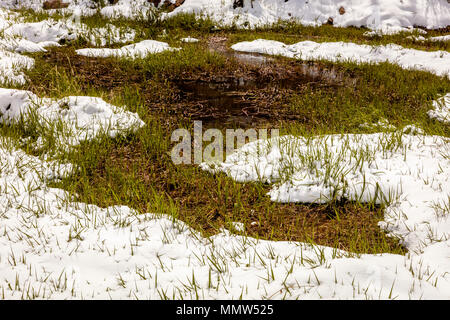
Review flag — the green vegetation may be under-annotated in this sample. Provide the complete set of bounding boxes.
[1,9,449,256]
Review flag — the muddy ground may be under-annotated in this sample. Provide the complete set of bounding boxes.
[25,38,405,254]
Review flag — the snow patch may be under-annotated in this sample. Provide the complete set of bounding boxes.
[166,0,450,30]
[364,27,427,38]
[181,36,199,43]
[0,89,145,150]
[0,135,450,299]
[231,39,450,78]
[0,0,98,16]
[2,18,136,52]
[428,93,450,124]
[0,49,35,85]
[76,40,179,59]
[201,132,450,254]
[100,0,156,20]
[359,118,396,131]
[429,35,450,42]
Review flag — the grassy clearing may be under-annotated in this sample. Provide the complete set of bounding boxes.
[2,10,450,256]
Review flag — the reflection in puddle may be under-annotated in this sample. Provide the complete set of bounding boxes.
[175,38,355,127]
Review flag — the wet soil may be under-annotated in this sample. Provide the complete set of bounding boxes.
[168,36,353,128]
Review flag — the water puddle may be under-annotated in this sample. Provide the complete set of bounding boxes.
[174,67,350,128]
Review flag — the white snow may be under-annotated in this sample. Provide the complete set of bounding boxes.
[166,0,450,30]
[0,6,136,53]
[0,49,35,85]
[1,19,136,52]
[429,35,450,42]
[2,0,450,32]
[428,93,450,124]
[0,8,136,82]
[0,131,450,299]
[0,37,61,53]
[405,35,428,42]
[76,40,179,59]
[181,36,199,43]
[230,222,245,232]
[201,132,450,254]
[231,39,450,78]
[0,7,17,30]
[364,27,428,38]
[404,34,450,42]
[359,118,396,131]
[100,0,156,20]
[0,89,145,150]
[1,0,450,301]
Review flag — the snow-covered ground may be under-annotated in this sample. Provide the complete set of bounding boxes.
[166,0,450,30]
[1,130,450,299]
[0,9,136,52]
[100,0,158,20]
[0,48,35,85]
[430,35,450,42]
[181,36,199,43]
[428,93,450,124]
[0,0,162,20]
[201,131,450,252]
[231,39,450,78]
[0,89,145,150]
[2,0,450,32]
[0,0,98,16]
[76,40,179,59]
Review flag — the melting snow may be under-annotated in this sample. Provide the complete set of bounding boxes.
[166,0,450,30]
[1,19,136,52]
[201,132,450,254]
[100,0,157,20]
[0,49,34,85]
[2,0,450,32]
[76,40,179,59]
[0,0,98,16]
[0,7,136,84]
[0,88,145,150]
[181,36,199,43]
[428,93,450,124]
[231,39,450,78]
[430,35,450,42]
[1,0,450,301]
[0,132,450,299]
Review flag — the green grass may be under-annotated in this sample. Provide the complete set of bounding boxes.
[1,9,449,256]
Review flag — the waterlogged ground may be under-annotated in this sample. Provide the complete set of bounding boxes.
[0,2,449,299]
